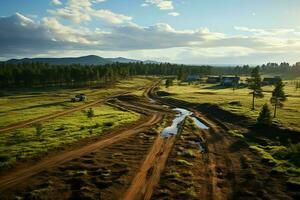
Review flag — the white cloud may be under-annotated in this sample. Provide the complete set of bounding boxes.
[168,12,179,17]
[92,10,132,24]
[48,0,132,24]
[1,13,300,64]
[144,0,174,10]
[234,26,297,36]
[51,0,62,6]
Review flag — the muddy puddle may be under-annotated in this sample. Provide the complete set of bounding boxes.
[161,108,209,138]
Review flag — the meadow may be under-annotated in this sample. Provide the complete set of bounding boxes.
[0,77,152,128]
[0,104,140,169]
[161,80,300,131]
[161,79,300,186]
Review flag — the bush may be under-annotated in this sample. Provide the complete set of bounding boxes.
[87,108,94,118]
[257,104,272,126]
[94,122,100,128]
[33,123,44,137]
[176,159,193,166]
[228,130,244,139]
[104,122,113,127]
[287,143,300,167]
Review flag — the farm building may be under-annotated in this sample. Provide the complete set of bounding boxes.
[206,76,221,83]
[221,77,240,86]
[186,75,200,82]
[262,76,281,85]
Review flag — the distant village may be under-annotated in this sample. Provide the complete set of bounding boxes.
[184,75,281,87]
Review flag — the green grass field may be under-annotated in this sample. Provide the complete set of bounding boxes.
[0,77,152,128]
[0,104,140,169]
[161,80,300,131]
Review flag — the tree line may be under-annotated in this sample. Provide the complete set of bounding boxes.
[247,67,286,125]
[0,61,299,89]
[0,62,213,88]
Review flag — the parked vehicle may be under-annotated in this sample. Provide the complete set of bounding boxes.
[71,94,87,102]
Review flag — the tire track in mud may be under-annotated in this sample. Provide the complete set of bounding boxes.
[147,90,237,200]
[123,134,176,200]
[0,82,168,197]
[0,93,163,193]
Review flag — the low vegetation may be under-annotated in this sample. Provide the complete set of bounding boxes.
[0,77,151,128]
[0,105,140,169]
[160,77,300,190]
[152,118,204,199]
[160,79,300,131]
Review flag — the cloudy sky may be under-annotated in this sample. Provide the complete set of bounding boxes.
[0,0,300,64]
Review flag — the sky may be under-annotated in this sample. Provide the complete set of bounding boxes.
[0,0,300,64]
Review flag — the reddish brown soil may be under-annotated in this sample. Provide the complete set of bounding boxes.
[123,136,176,200]
[153,96,297,200]
[0,112,162,192]
[0,81,297,200]
[1,124,165,199]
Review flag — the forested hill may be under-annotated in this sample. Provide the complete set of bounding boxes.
[4,55,153,65]
[0,61,299,88]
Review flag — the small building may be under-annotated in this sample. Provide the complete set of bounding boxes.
[206,76,221,84]
[186,75,200,82]
[262,76,281,85]
[221,77,240,86]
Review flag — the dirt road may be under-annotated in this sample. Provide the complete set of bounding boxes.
[123,136,176,200]
[0,111,162,192]
[0,80,245,200]
[0,91,134,133]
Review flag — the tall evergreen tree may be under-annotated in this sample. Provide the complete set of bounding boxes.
[270,79,286,118]
[247,67,264,110]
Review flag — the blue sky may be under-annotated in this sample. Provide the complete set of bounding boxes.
[0,0,300,64]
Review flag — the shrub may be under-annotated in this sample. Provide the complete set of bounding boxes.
[257,104,272,126]
[176,159,193,166]
[287,143,300,167]
[33,123,44,137]
[87,108,94,118]
[182,149,195,158]
[94,122,100,128]
[228,130,244,139]
[104,122,113,127]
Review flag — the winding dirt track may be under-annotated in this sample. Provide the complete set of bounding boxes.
[1,80,238,200]
[0,112,162,192]
[0,91,131,133]
[123,82,179,200]
[123,136,176,200]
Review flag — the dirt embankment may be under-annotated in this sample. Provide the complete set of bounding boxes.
[0,112,162,192]
[0,83,169,200]
[153,92,298,199]
[1,120,165,200]
[123,135,176,200]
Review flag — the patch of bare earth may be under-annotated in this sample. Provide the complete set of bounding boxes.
[1,125,166,200]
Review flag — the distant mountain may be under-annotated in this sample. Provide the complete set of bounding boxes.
[5,55,159,65]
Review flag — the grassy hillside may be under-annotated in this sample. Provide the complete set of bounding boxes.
[0,77,152,128]
[0,104,140,169]
[161,80,300,131]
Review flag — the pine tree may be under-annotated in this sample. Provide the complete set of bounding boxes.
[247,67,264,110]
[257,104,272,126]
[270,79,286,118]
